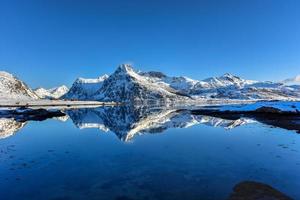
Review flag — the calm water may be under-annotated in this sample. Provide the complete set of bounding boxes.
[0,106,299,200]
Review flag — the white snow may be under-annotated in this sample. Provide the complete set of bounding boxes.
[35,85,69,99]
[64,75,109,99]
[219,101,300,113]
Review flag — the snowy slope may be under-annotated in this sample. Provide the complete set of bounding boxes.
[62,75,108,100]
[35,85,69,99]
[0,71,39,100]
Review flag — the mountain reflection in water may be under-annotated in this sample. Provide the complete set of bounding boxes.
[1,105,299,141]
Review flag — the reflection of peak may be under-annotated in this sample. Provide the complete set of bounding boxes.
[66,106,255,142]
[54,115,69,122]
[198,116,254,129]
[0,108,66,140]
[0,118,26,139]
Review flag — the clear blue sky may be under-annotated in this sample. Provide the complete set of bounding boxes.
[0,0,299,88]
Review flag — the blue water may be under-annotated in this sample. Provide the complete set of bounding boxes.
[0,108,299,200]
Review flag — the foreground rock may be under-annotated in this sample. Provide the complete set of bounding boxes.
[0,108,66,122]
[228,181,292,200]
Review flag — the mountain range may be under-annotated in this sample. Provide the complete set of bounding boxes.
[1,64,300,102]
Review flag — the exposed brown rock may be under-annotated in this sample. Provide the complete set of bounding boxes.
[228,181,293,200]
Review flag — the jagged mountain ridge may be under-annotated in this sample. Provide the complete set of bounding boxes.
[63,64,300,102]
[35,85,69,99]
[93,65,191,102]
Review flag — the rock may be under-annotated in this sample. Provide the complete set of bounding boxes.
[227,181,292,200]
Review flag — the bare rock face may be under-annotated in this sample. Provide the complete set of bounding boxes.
[228,181,292,200]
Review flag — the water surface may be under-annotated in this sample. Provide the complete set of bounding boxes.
[0,106,299,200]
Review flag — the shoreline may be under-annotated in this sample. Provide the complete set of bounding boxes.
[0,100,120,109]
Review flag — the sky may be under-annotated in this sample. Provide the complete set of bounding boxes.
[0,0,300,88]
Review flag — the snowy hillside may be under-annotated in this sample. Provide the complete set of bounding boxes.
[35,85,69,99]
[0,71,39,100]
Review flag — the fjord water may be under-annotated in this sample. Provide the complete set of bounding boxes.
[0,107,299,200]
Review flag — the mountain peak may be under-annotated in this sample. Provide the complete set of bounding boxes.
[222,73,234,78]
[116,64,135,74]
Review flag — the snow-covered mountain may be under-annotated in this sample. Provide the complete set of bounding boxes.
[0,71,39,100]
[35,85,69,99]
[1,65,299,102]
[62,64,300,102]
[62,75,109,100]
[93,64,191,102]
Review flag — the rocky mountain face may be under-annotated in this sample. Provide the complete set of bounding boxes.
[35,85,69,99]
[62,64,300,102]
[0,71,39,100]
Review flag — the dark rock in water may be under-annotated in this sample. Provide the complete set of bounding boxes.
[255,106,283,113]
[227,181,292,200]
[0,108,66,122]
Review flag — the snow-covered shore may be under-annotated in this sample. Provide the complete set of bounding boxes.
[0,99,118,109]
[211,101,300,114]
